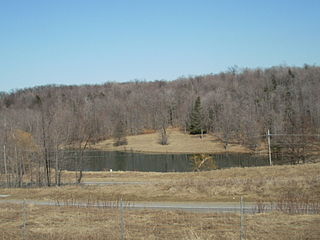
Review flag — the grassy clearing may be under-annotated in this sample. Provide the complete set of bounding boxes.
[91,128,251,153]
[0,203,319,240]
[1,162,320,202]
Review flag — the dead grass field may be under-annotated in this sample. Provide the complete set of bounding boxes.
[1,163,319,239]
[0,203,319,240]
[1,162,320,202]
[91,128,251,153]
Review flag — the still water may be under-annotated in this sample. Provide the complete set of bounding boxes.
[63,151,269,172]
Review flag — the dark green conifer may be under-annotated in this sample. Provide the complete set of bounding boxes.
[189,96,203,135]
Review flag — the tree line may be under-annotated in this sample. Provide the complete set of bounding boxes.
[0,65,320,186]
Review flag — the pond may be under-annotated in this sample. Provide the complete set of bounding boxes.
[62,150,269,172]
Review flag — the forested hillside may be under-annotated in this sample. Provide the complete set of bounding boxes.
[1,65,320,150]
[1,65,320,186]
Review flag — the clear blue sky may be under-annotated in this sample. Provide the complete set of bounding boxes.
[1,0,320,92]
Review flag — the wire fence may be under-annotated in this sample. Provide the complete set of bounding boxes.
[1,198,320,240]
[0,133,319,239]
[267,132,320,165]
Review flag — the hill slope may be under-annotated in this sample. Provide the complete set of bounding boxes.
[91,129,251,153]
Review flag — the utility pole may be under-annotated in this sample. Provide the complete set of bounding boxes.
[3,145,8,187]
[3,117,8,187]
[267,129,272,166]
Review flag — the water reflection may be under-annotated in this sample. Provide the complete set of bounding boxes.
[62,151,269,172]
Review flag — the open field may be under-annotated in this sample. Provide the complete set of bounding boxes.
[1,160,320,239]
[91,128,252,154]
[1,203,319,240]
[1,162,320,202]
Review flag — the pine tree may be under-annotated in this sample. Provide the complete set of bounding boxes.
[188,96,203,135]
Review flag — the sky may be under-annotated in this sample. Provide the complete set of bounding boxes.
[0,0,320,92]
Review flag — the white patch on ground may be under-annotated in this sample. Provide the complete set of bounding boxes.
[0,195,10,198]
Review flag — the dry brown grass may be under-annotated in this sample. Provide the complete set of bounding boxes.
[1,162,320,203]
[91,128,250,153]
[0,203,319,240]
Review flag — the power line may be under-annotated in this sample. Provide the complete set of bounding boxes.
[268,133,320,137]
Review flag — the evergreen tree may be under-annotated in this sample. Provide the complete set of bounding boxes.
[188,96,204,135]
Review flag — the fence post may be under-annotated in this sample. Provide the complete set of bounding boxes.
[240,196,245,240]
[22,199,28,240]
[120,198,125,240]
